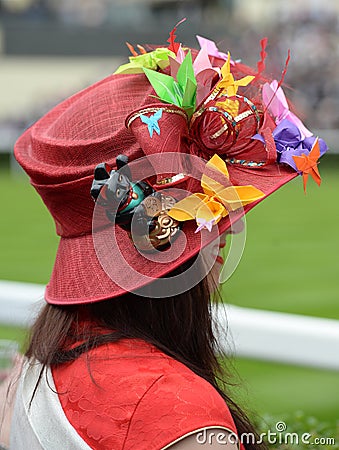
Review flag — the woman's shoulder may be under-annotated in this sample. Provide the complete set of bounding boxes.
[53,337,194,378]
[122,365,238,449]
[53,338,220,401]
[52,339,238,449]
[53,338,230,408]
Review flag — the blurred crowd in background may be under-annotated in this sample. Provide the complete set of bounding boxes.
[0,0,338,152]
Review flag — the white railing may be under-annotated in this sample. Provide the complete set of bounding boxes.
[216,304,339,370]
[1,280,339,370]
[0,280,44,326]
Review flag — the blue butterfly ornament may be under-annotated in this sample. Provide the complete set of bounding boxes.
[140,109,163,138]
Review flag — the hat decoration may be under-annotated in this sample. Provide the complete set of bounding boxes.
[13,19,331,304]
[168,154,265,232]
[292,137,322,193]
[91,155,182,252]
[92,20,329,252]
[252,79,328,178]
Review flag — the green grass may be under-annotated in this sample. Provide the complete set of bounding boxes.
[230,358,339,425]
[0,324,26,349]
[221,156,339,319]
[0,158,338,430]
[0,170,59,283]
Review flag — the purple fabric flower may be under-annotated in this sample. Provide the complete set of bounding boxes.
[252,119,328,171]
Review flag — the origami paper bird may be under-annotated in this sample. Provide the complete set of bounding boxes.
[140,109,163,138]
[115,48,174,74]
[143,51,197,117]
[196,35,229,61]
[217,52,254,97]
[195,217,215,233]
[169,45,220,105]
[215,97,240,117]
[262,80,313,139]
[252,119,328,172]
[293,137,322,193]
[168,154,265,232]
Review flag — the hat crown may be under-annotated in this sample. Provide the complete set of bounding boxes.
[15,74,156,237]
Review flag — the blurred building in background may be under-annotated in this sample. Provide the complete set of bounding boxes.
[0,0,338,157]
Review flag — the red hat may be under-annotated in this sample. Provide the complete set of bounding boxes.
[14,31,327,304]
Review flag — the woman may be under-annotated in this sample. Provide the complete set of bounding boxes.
[2,263,250,449]
[0,26,327,449]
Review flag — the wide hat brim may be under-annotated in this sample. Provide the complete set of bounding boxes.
[50,169,297,304]
[15,71,298,305]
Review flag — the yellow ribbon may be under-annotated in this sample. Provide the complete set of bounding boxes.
[168,154,265,231]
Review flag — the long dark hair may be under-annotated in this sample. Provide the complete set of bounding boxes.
[26,263,266,450]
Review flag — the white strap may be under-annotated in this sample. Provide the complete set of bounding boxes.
[10,361,92,450]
